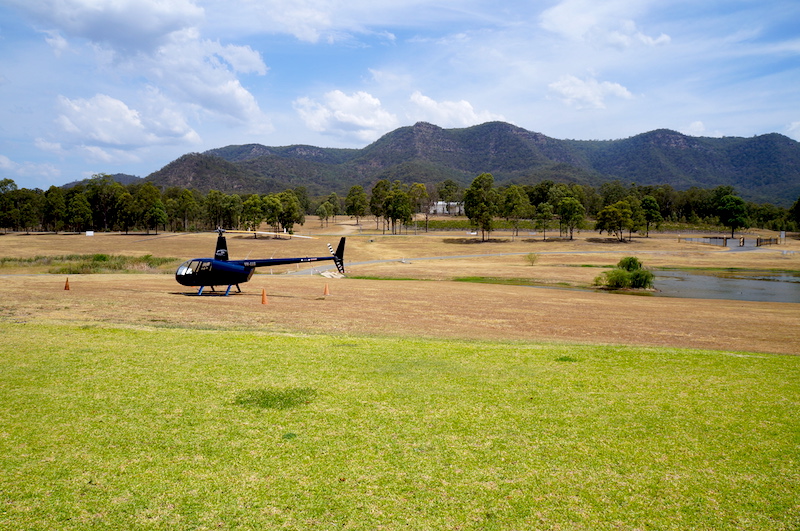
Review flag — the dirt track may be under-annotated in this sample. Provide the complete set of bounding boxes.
[1,227,798,355]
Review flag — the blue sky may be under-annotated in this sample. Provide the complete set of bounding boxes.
[1,0,799,190]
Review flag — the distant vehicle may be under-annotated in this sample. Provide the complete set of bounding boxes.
[175,229,345,295]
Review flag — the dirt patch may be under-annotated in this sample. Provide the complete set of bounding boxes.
[1,228,798,355]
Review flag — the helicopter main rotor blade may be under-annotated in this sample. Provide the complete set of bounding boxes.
[224,230,315,239]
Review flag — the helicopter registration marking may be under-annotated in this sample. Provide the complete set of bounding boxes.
[243,261,256,267]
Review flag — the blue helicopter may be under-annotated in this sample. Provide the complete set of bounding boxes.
[175,228,345,295]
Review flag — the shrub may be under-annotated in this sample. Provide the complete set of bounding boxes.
[617,256,643,271]
[601,268,631,288]
[595,256,654,289]
[629,268,655,289]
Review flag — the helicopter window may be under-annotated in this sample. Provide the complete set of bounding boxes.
[177,260,202,276]
[198,261,212,271]
[176,261,190,275]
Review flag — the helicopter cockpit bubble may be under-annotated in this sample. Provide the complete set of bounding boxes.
[176,260,200,276]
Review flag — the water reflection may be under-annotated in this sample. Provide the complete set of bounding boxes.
[653,270,800,303]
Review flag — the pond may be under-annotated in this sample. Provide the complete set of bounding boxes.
[652,270,800,303]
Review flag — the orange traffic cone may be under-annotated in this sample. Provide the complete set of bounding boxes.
[64,277,70,290]
[323,283,330,296]
[261,288,268,305]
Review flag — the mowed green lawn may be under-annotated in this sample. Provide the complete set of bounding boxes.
[1,323,798,530]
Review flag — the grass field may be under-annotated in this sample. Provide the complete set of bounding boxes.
[1,225,799,529]
[2,323,798,530]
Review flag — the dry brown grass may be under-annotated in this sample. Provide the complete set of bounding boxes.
[1,224,798,355]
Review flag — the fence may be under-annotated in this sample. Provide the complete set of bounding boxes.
[679,236,780,248]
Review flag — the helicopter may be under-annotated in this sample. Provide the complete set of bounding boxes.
[175,228,345,295]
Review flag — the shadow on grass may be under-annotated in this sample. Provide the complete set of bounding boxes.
[234,387,317,410]
[442,238,512,244]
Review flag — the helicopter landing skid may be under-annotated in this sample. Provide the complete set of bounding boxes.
[195,284,241,296]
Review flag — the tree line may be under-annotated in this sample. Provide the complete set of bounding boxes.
[1,173,798,237]
[460,173,796,241]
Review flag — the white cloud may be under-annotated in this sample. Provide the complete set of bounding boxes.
[0,154,15,171]
[294,90,399,142]
[606,20,670,48]
[55,93,200,148]
[8,0,204,54]
[10,0,269,129]
[135,31,269,130]
[549,75,633,109]
[34,138,64,154]
[0,154,61,180]
[683,121,707,136]
[540,0,668,48]
[201,0,465,44]
[680,121,722,138]
[41,30,70,57]
[407,91,504,127]
[207,41,268,76]
[787,122,800,141]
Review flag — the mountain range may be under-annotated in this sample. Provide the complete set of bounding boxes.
[142,121,800,207]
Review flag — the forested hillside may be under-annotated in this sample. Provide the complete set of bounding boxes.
[144,122,800,207]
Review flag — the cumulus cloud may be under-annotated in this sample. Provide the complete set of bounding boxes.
[8,0,204,54]
[11,0,269,131]
[681,121,723,138]
[549,75,633,109]
[407,92,504,127]
[540,0,669,48]
[0,154,61,180]
[55,94,200,148]
[141,32,269,128]
[294,90,399,142]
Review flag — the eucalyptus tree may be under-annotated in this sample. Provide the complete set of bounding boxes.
[43,185,66,232]
[326,192,341,222]
[14,187,44,233]
[316,202,331,227]
[0,178,17,232]
[463,173,498,241]
[641,195,663,237]
[384,181,413,234]
[557,196,585,240]
[370,179,390,231]
[501,184,532,238]
[277,189,304,232]
[262,194,282,232]
[535,202,553,241]
[176,188,200,231]
[115,191,137,233]
[595,200,633,242]
[717,194,749,237]
[86,173,123,231]
[241,194,265,231]
[345,185,368,225]
[132,182,163,234]
[408,182,429,232]
[67,192,93,232]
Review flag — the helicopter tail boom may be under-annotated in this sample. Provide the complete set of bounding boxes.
[331,237,346,274]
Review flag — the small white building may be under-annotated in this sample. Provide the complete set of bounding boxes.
[429,201,463,215]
